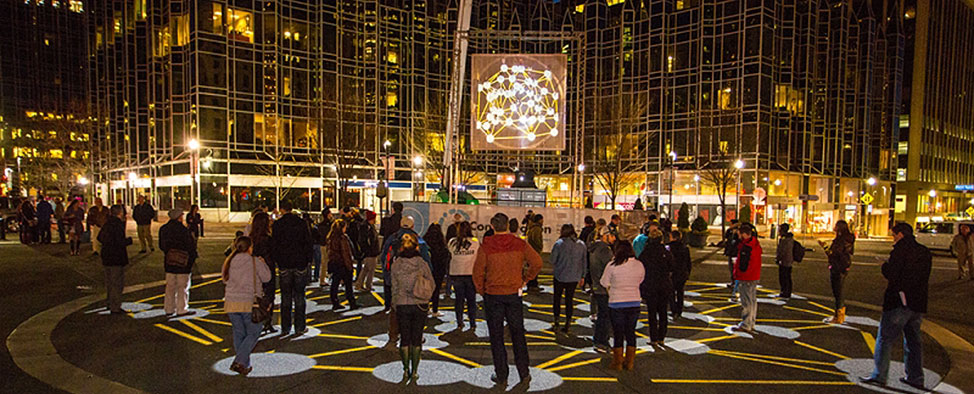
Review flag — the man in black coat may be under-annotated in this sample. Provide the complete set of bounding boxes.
[159,209,198,317]
[270,200,313,336]
[98,205,131,314]
[379,201,403,239]
[667,230,692,319]
[132,195,156,253]
[638,230,674,345]
[862,223,932,390]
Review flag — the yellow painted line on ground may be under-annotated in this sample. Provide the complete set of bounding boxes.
[756,287,778,294]
[651,379,855,385]
[807,301,836,313]
[308,295,331,301]
[190,278,224,289]
[305,290,314,296]
[316,333,370,340]
[189,299,227,304]
[794,340,850,359]
[529,304,553,308]
[540,330,557,336]
[525,334,557,340]
[783,306,833,318]
[573,298,591,304]
[792,324,836,331]
[136,293,166,303]
[861,331,876,354]
[701,304,739,315]
[179,320,223,343]
[528,308,555,316]
[562,377,618,382]
[635,330,649,339]
[309,345,375,358]
[695,335,738,344]
[371,291,385,305]
[464,342,559,346]
[429,348,482,367]
[536,350,585,369]
[690,286,728,293]
[310,316,363,328]
[709,349,838,366]
[708,321,731,327]
[153,323,213,345]
[712,318,829,324]
[707,350,847,376]
[668,325,729,332]
[546,357,602,372]
[311,365,375,372]
[193,317,232,327]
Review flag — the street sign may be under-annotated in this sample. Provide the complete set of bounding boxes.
[967,206,974,218]
[798,194,819,201]
[860,193,874,205]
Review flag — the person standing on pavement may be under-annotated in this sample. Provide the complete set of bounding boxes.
[600,241,644,370]
[380,201,404,239]
[632,221,658,258]
[63,200,85,255]
[473,213,543,385]
[668,230,692,319]
[303,212,322,284]
[133,195,156,253]
[732,224,762,333]
[54,197,65,244]
[951,224,971,280]
[861,223,932,390]
[270,200,314,336]
[775,223,795,299]
[186,205,203,239]
[391,233,435,384]
[35,195,54,244]
[550,224,587,333]
[638,228,674,346]
[314,208,334,284]
[87,197,110,255]
[342,207,366,280]
[222,236,271,376]
[445,213,464,241]
[608,214,622,238]
[525,214,544,292]
[588,226,616,353]
[99,205,131,314]
[18,198,37,245]
[378,216,431,345]
[424,223,450,317]
[159,209,198,317]
[723,220,741,292]
[449,222,480,331]
[822,220,855,324]
[248,212,277,334]
[579,216,597,245]
[355,211,381,291]
[327,219,359,311]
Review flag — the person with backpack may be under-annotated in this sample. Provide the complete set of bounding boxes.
[668,230,692,319]
[723,220,741,291]
[601,241,644,370]
[550,224,587,334]
[327,219,359,311]
[222,236,272,376]
[379,216,431,345]
[821,220,855,324]
[390,233,435,384]
[638,227,674,346]
[732,224,762,333]
[448,222,480,331]
[775,223,796,299]
[579,216,597,246]
[159,209,198,317]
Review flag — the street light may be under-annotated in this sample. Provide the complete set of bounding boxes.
[188,138,200,151]
[78,176,89,186]
[734,159,744,219]
[928,189,937,198]
[668,151,678,218]
[412,155,424,166]
[187,139,200,205]
[383,140,391,149]
[734,159,744,169]
[866,177,877,186]
[128,172,137,181]
[577,163,585,172]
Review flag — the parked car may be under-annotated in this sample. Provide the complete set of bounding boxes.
[915,221,974,256]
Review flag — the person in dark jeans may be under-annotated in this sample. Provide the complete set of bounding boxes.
[391,233,434,384]
[667,230,692,319]
[638,229,674,346]
[550,224,586,333]
[270,200,313,337]
[821,220,855,324]
[248,212,276,334]
[98,205,131,314]
[448,222,479,330]
[600,241,644,370]
[861,223,932,390]
[587,226,615,352]
[473,213,543,385]
[723,220,741,290]
[423,223,450,317]
[775,223,795,298]
[327,219,358,311]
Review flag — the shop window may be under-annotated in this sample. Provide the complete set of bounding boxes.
[201,176,229,208]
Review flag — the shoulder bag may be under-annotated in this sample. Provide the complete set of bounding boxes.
[165,249,190,267]
[251,256,272,323]
[412,265,436,300]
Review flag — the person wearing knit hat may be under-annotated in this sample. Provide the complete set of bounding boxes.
[401,215,415,229]
[168,209,184,220]
[355,210,381,291]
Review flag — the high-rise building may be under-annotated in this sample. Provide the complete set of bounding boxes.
[0,0,90,198]
[895,0,974,227]
[90,0,905,234]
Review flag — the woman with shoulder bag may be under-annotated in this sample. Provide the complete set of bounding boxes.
[821,220,855,324]
[222,236,271,376]
[391,233,435,384]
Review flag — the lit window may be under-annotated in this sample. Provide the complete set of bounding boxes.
[172,14,189,46]
[607,0,624,6]
[386,91,398,107]
[50,149,63,159]
[575,4,584,13]
[387,49,398,64]
[283,76,291,97]
[676,0,685,9]
[69,0,82,12]
[227,8,254,43]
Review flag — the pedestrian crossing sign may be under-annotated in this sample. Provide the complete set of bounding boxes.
[859,193,874,205]
[966,206,974,218]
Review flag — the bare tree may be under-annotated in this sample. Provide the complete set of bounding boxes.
[1,116,89,196]
[590,94,650,210]
[699,158,737,236]
[414,97,480,195]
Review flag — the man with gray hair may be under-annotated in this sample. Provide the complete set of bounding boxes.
[159,209,198,316]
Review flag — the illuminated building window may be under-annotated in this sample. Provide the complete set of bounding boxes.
[172,14,189,46]
[134,0,146,20]
[575,4,584,13]
[69,0,82,12]
[677,0,685,9]
[50,149,63,159]
[154,26,171,57]
[212,4,224,33]
[719,86,734,109]
[387,49,398,64]
[607,0,624,6]
[227,8,254,43]
[283,76,291,97]
[386,91,398,107]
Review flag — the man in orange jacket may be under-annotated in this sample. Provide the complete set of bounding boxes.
[473,212,543,386]
[732,224,762,333]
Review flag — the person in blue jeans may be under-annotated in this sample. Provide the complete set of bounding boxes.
[587,227,616,353]
[270,200,314,337]
[222,236,272,375]
[600,241,645,370]
[861,223,932,390]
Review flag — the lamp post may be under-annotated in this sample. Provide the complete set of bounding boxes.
[668,151,677,219]
[576,163,586,209]
[734,159,744,220]
[412,155,424,202]
[188,139,199,206]
[693,174,700,218]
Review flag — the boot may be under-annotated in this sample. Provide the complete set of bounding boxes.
[399,347,410,383]
[835,307,846,324]
[609,348,623,370]
[409,346,422,383]
[624,346,637,370]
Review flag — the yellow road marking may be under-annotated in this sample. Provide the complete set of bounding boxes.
[316,333,370,340]
[695,335,739,344]
[527,308,554,316]
[669,325,729,332]
[794,340,850,359]
[709,349,838,366]
[540,330,557,336]
[529,304,553,308]
[371,292,385,305]
[701,304,739,315]
[311,365,375,372]
[308,295,331,301]
[188,299,228,304]
[136,294,165,303]
[651,379,855,385]
[190,278,223,289]
[464,342,559,346]
[179,320,223,342]
[429,348,482,367]
[525,334,557,340]
[309,345,375,358]
[707,350,847,376]
[311,316,363,328]
[635,330,649,338]
[708,321,731,327]
[536,350,585,369]
[193,318,232,326]
[783,306,833,318]
[691,286,727,293]
[861,331,876,354]
[153,323,213,345]
[712,318,829,324]
[792,324,836,331]
[807,301,836,313]
[562,377,617,382]
[546,357,602,372]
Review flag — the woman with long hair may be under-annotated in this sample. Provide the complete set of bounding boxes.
[423,223,451,317]
[600,241,644,370]
[327,219,358,310]
[822,220,855,323]
[248,212,276,334]
[186,204,203,238]
[63,199,85,255]
[391,233,434,384]
[448,221,479,330]
[222,236,271,376]
[550,223,587,333]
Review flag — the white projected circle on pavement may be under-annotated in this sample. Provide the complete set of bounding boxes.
[213,352,316,377]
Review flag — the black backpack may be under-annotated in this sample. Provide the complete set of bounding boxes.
[792,241,806,263]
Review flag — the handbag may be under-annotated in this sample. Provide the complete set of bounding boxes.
[251,256,272,324]
[412,271,435,300]
[165,249,190,267]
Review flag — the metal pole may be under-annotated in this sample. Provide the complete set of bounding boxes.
[443,0,473,205]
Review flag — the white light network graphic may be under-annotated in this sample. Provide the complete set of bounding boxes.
[474,63,561,148]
